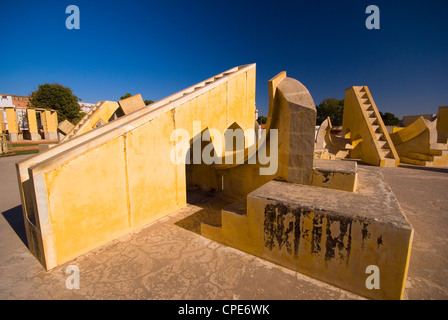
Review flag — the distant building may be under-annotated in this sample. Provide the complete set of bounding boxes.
[401,114,437,127]
[0,94,30,109]
[79,102,96,113]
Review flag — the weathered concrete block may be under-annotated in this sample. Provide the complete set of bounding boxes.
[311,159,357,192]
[58,119,75,135]
[118,94,146,115]
[202,165,413,299]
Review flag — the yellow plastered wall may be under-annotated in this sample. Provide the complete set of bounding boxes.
[0,110,5,132]
[27,109,38,133]
[42,110,58,134]
[5,108,18,133]
[23,65,256,269]
[44,137,130,263]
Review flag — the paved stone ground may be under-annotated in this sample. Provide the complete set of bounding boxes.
[0,155,447,299]
[380,165,448,299]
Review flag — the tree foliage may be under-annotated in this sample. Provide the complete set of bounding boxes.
[28,83,82,124]
[120,93,153,106]
[120,93,132,100]
[316,98,344,126]
[379,111,400,126]
[257,115,267,125]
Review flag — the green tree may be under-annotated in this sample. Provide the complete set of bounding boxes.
[257,115,267,125]
[316,98,344,126]
[28,83,83,124]
[379,111,400,126]
[121,93,153,106]
[120,93,132,100]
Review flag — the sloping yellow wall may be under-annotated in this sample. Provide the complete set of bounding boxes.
[18,64,256,269]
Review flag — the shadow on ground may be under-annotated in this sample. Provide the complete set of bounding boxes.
[398,164,448,174]
[174,190,229,235]
[2,205,28,248]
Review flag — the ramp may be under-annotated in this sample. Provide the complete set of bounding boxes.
[16,64,256,270]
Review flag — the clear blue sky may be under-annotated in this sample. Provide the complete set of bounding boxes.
[1,0,447,119]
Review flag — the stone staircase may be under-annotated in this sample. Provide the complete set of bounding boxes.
[355,86,398,166]
[400,145,448,167]
[62,104,100,141]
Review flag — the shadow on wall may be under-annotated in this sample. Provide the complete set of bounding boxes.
[2,205,28,248]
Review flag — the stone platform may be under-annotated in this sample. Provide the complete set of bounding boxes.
[202,165,413,299]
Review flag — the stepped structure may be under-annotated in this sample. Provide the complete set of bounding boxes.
[16,66,413,299]
[342,86,399,167]
[61,94,147,142]
[199,73,413,300]
[390,116,448,167]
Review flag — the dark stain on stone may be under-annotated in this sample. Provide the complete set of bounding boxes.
[292,208,302,258]
[264,204,354,262]
[321,172,331,183]
[264,203,312,258]
[361,222,370,249]
[377,236,383,248]
[361,222,370,240]
[324,215,353,262]
[311,214,323,254]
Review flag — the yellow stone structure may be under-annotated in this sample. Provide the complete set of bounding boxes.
[315,117,353,160]
[17,64,256,270]
[437,106,448,144]
[40,110,58,140]
[0,106,58,142]
[342,86,399,167]
[26,108,40,141]
[61,94,148,142]
[16,65,414,300]
[5,107,19,141]
[0,109,6,132]
[200,73,413,300]
[390,116,448,167]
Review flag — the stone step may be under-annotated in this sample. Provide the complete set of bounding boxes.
[381,157,398,167]
[378,140,389,149]
[407,152,434,161]
[369,117,378,125]
[400,156,431,166]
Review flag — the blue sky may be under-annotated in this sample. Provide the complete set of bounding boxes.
[1,0,447,119]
